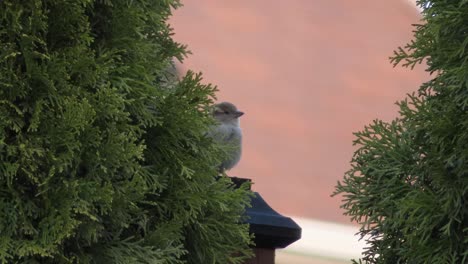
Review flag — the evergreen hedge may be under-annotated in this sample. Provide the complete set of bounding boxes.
[335,1,468,263]
[0,1,252,263]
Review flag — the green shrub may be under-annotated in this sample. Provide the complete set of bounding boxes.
[0,1,252,263]
[335,1,468,263]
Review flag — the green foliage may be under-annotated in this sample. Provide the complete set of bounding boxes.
[335,1,468,263]
[0,0,252,263]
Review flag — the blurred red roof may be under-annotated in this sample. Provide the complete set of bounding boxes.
[171,0,428,223]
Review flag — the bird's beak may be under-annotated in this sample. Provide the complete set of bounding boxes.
[234,111,244,118]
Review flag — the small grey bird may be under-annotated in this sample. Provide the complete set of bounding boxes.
[208,102,244,172]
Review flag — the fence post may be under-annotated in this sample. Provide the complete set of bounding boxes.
[231,177,302,264]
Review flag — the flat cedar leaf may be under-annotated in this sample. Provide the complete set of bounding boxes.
[335,1,468,263]
[0,0,252,263]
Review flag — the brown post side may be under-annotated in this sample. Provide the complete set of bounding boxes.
[244,248,275,264]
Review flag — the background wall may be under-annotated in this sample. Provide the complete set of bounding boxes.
[171,0,428,262]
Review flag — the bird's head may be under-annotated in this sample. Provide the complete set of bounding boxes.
[213,102,244,125]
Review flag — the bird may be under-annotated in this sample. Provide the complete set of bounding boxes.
[207,102,244,172]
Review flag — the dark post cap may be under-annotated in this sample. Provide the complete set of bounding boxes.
[230,177,302,249]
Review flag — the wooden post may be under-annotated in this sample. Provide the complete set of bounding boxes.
[230,177,302,264]
[244,248,275,264]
